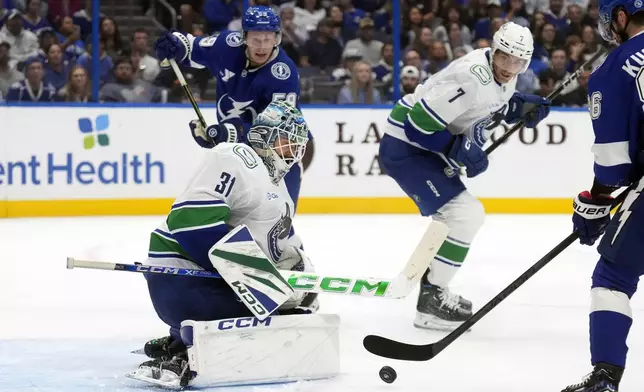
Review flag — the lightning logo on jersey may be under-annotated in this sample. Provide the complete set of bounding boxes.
[217,94,258,122]
[612,180,644,244]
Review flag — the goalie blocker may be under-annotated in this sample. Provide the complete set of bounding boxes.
[128,314,340,389]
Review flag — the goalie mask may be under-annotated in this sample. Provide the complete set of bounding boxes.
[248,101,309,184]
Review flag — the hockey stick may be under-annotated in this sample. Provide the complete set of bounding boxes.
[485,48,607,156]
[161,58,207,128]
[67,220,449,299]
[363,187,630,361]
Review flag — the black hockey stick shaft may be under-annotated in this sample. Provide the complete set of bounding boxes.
[484,48,606,156]
[363,186,629,361]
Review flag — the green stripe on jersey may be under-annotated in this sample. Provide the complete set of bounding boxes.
[436,238,470,264]
[408,103,447,134]
[149,231,193,260]
[166,204,230,233]
[389,102,410,124]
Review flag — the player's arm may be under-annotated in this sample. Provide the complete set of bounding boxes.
[154,30,232,71]
[164,146,256,268]
[402,75,478,152]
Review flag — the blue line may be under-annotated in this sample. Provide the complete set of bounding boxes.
[1,101,589,112]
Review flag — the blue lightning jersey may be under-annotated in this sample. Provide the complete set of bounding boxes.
[182,30,300,131]
[588,33,644,187]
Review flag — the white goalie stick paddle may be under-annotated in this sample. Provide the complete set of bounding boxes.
[67,220,449,299]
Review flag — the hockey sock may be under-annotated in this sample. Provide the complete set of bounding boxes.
[426,235,470,287]
[590,287,633,368]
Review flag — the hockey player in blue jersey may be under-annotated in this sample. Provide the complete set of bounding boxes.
[154,6,307,207]
[562,1,644,391]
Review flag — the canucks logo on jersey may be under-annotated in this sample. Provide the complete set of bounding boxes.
[267,203,292,262]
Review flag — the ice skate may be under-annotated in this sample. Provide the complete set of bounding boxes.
[562,363,623,392]
[128,354,194,389]
[414,278,472,331]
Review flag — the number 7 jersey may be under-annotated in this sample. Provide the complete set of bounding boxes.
[385,48,516,149]
[148,143,297,270]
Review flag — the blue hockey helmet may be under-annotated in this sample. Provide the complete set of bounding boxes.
[242,6,281,32]
[598,0,644,42]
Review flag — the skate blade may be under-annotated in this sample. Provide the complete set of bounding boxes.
[125,371,185,390]
[130,348,145,355]
[413,312,472,332]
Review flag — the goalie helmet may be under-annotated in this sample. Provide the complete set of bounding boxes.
[247,100,309,184]
[492,22,533,73]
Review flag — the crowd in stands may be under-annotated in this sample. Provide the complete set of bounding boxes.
[0,0,606,106]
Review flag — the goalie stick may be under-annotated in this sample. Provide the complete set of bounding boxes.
[67,220,449,300]
[363,187,630,361]
[484,47,607,155]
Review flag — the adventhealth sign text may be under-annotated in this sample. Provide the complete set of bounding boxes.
[0,153,165,185]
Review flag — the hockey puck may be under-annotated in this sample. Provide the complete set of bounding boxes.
[379,365,397,384]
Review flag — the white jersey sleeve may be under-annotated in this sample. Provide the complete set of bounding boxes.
[405,65,482,134]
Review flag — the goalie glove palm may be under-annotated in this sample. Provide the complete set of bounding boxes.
[573,191,612,246]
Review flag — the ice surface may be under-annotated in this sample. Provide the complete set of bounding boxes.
[2,214,643,391]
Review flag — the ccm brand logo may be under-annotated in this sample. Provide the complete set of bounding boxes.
[232,281,268,316]
[217,316,272,330]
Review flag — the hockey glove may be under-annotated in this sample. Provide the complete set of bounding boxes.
[154,30,189,64]
[572,191,613,246]
[276,246,319,314]
[189,120,239,148]
[505,92,551,128]
[446,134,489,178]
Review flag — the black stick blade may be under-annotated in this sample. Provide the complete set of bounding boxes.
[363,335,434,361]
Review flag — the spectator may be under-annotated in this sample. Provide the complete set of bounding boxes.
[21,0,50,34]
[328,5,349,44]
[582,3,599,26]
[99,57,165,103]
[300,18,343,69]
[549,47,578,94]
[77,37,114,83]
[433,6,472,44]
[337,0,367,40]
[473,0,504,40]
[489,17,505,36]
[36,28,59,63]
[0,10,39,69]
[566,4,584,37]
[544,0,567,28]
[403,49,428,80]
[445,21,474,59]
[202,0,241,33]
[6,56,56,101]
[293,0,325,33]
[344,17,383,66]
[56,63,91,101]
[400,64,420,95]
[331,47,363,81]
[452,46,467,59]
[533,22,558,62]
[403,6,424,48]
[538,68,566,105]
[373,42,394,82]
[46,0,83,23]
[408,26,432,60]
[337,60,381,104]
[130,28,160,83]
[43,43,72,90]
[11,0,48,18]
[72,0,102,39]
[474,37,490,48]
[280,6,308,64]
[530,11,546,37]
[427,40,449,74]
[559,69,589,106]
[505,0,530,28]
[0,41,24,96]
[87,17,126,61]
[57,16,84,61]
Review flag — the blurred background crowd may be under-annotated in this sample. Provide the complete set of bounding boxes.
[0,0,608,105]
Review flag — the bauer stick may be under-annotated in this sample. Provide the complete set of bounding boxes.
[161,58,207,128]
[363,187,631,361]
[67,220,449,299]
[484,48,607,156]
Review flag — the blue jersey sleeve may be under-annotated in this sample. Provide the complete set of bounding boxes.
[184,31,243,72]
[588,56,643,187]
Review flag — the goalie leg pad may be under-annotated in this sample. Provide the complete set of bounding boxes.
[179,314,340,388]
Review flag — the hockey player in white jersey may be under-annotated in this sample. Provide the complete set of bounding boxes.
[130,101,329,388]
[379,22,552,330]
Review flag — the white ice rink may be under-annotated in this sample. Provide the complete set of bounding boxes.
[2,214,644,392]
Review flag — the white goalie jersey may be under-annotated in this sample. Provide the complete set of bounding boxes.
[146,142,298,269]
[385,48,517,149]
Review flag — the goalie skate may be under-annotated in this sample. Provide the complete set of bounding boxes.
[126,356,194,389]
